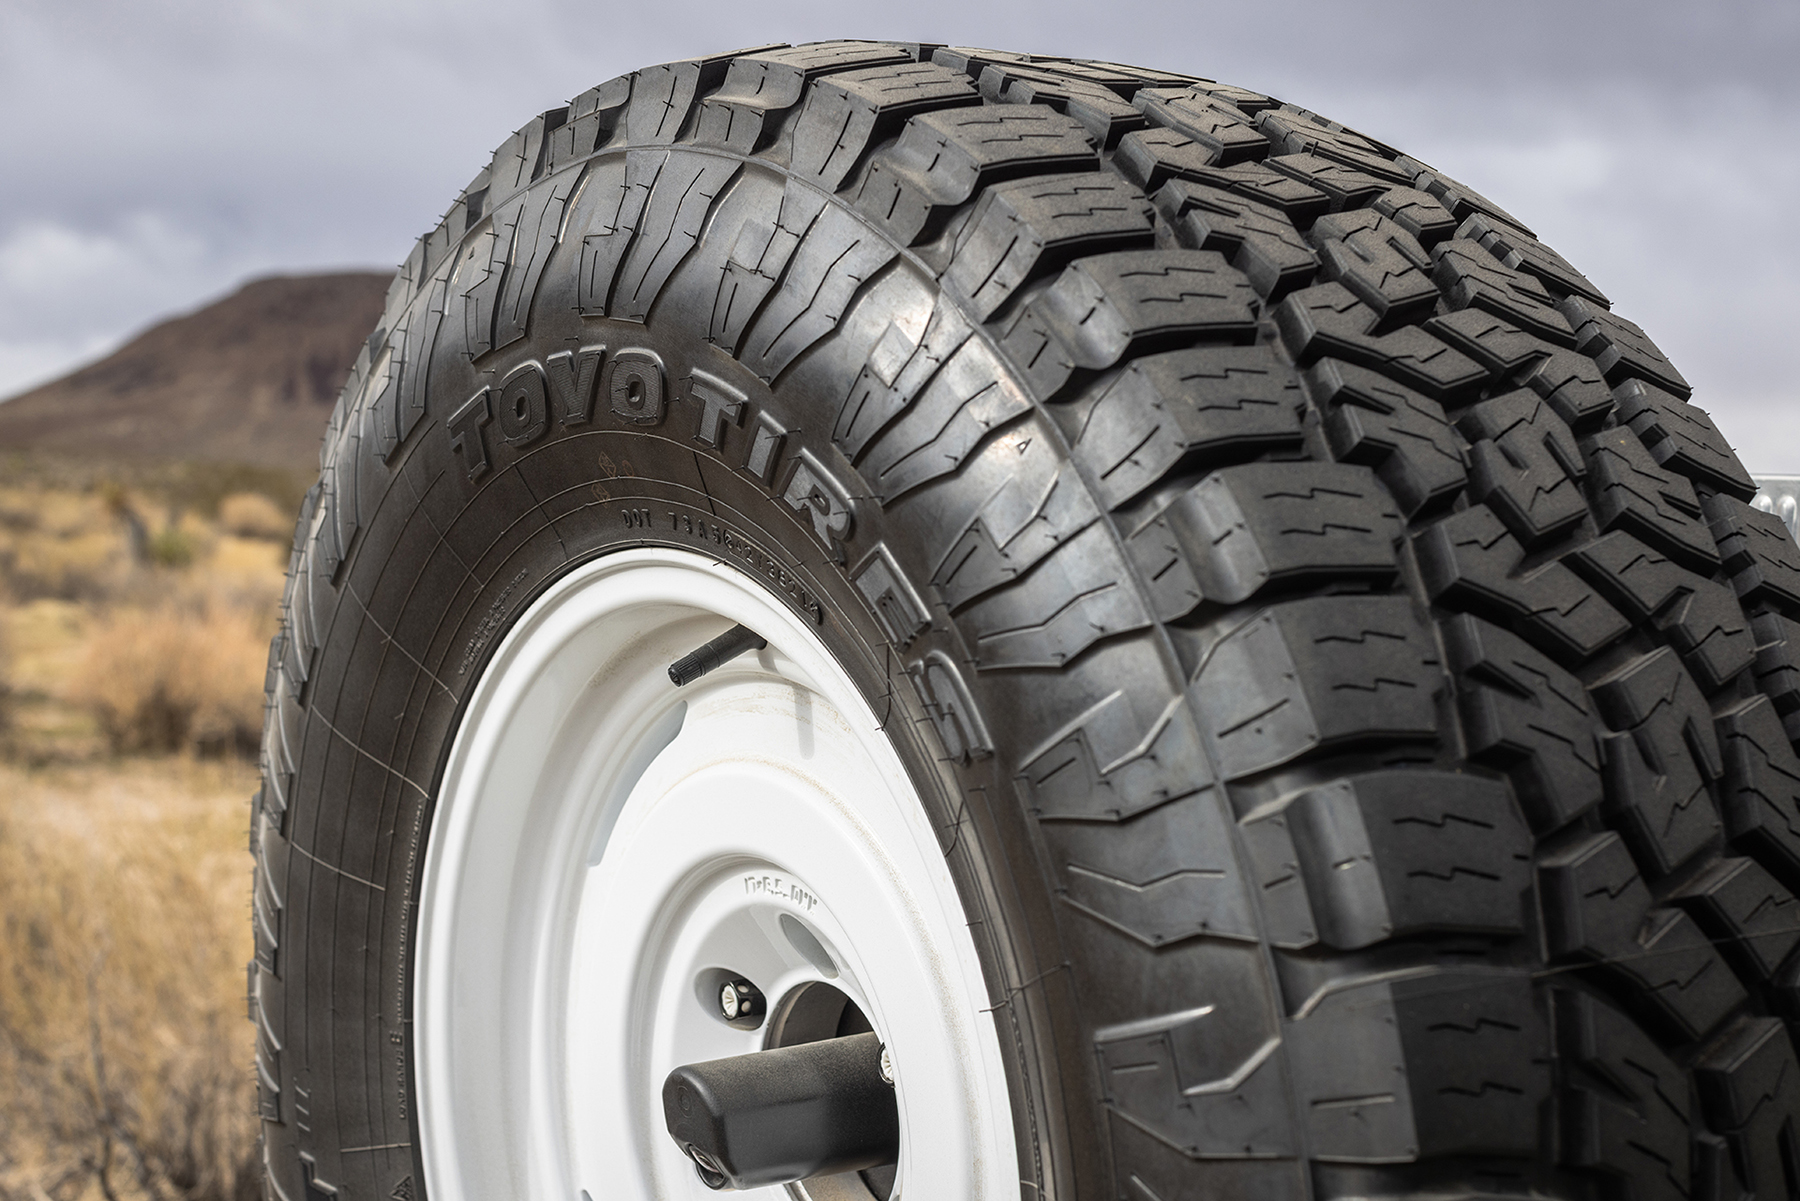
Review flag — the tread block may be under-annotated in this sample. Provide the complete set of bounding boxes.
[1262,152,1390,211]
[545,75,630,174]
[997,250,1259,397]
[1278,770,1530,949]
[835,293,972,458]
[1281,979,1419,1161]
[1154,180,1319,302]
[1457,212,1608,307]
[1255,110,1409,184]
[1716,696,1800,893]
[1428,309,1617,432]
[956,522,1151,669]
[1613,378,1757,501]
[573,152,741,320]
[492,172,582,352]
[855,336,1029,501]
[1749,611,1800,734]
[1115,130,1330,223]
[708,183,829,353]
[925,450,1101,610]
[855,105,1098,245]
[978,64,1148,147]
[1309,210,1439,329]
[1444,614,1602,831]
[1567,531,1756,691]
[1021,690,1212,821]
[1457,388,1588,547]
[1695,1017,1800,1201]
[695,43,914,155]
[1277,282,1487,402]
[1123,462,1401,619]
[627,48,776,145]
[1042,787,1256,945]
[906,650,991,762]
[737,202,898,380]
[1584,428,1719,574]
[1195,596,1442,780]
[1062,345,1306,510]
[1388,973,1547,1159]
[1397,157,1535,237]
[1432,238,1577,348]
[1303,357,1468,516]
[789,62,981,192]
[1590,648,1724,877]
[1676,855,1800,980]
[1134,88,1272,165]
[944,172,1155,320]
[1539,830,1744,1040]
[1706,493,1800,619]
[1370,186,1458,247]
[1554,990,1693,1201]
[1561,297,1693,399]
[1096,990,1295,1159]
[1416,507,1629,664]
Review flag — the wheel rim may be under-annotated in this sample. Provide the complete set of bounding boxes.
[415,547,1019,1200]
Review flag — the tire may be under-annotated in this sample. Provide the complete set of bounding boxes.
[251,40,1800,1201]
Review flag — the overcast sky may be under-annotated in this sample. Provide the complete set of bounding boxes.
[3,0,1796,469]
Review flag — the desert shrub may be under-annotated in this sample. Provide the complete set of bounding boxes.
[147,526,196,569]
[217,492,292,541]
[0,759,258,1201]
[65,600,268,757]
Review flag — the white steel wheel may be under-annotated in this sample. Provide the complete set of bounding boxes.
[414,547,1019,1200]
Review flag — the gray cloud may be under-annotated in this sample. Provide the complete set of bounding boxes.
[3,0,1795,466]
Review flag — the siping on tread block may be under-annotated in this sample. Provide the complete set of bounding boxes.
[1456,388,1587,549]
[1554,989,1694,1201]
[1115,130,1331,224]
[1432,238,1577,348]
[693,43,916,156]
[943,171,1155,320]
[1238,770,1529,951]
[1538,831,1744,1042]
[789,62,982,192]
[1310,210,1439,331]
[854,104,1099,245]
[1425,308,1617,433]
[1583,427,1720,575]
[1153,179,1319,303]
[1415,506,1630,666]
[1303,357,1468,517]
[1193,596,1442,781]
[1674,855,1800,982]
[1715,695,1800,894]
[1560,297,1693,400]
[976,63,1150,148]
[1748,611,1800,741]
[1060,344,1306,511]
[1442,615,1602,832]
[1456,211,1608,307]
[1122,461,1401,621]
[953,521,1152,669]
[1567,530,1755,692]
[1588,647,1724,879]
[1694,1017,1800,1201]
[1133,87,1271,166]
[1369,186,1458,248]
[1613,378,1757,501]
[1277,282,1487,402]
[1040,786,1257,947]
[1705,493,1800,619]
[1263,152,1391,212]
[1019,686,1212,822]
[1397,156,1535,238]
[996,249,1259,398]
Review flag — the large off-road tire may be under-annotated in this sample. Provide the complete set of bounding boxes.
[252,40,1800,1201]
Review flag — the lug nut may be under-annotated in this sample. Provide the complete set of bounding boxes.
[719,978,766,1024]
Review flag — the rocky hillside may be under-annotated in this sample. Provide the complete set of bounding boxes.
[0,272,392,471]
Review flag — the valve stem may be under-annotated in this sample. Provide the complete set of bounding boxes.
[669,624,767,687]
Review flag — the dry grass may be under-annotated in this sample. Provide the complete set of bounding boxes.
[0,757,258,1201]
[0,459,295,1199]
[215,494,290,542]
[66,594,272,758]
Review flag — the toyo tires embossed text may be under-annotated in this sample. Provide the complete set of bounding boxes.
[252,39,1800,1201]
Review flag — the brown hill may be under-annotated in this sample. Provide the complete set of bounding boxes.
[0,272,392,471]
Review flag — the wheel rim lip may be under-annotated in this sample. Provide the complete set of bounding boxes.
[415,547,1018,1201]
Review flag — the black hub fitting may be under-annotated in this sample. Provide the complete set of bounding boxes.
[668,624,767,687]
[662,1031,897,1190]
